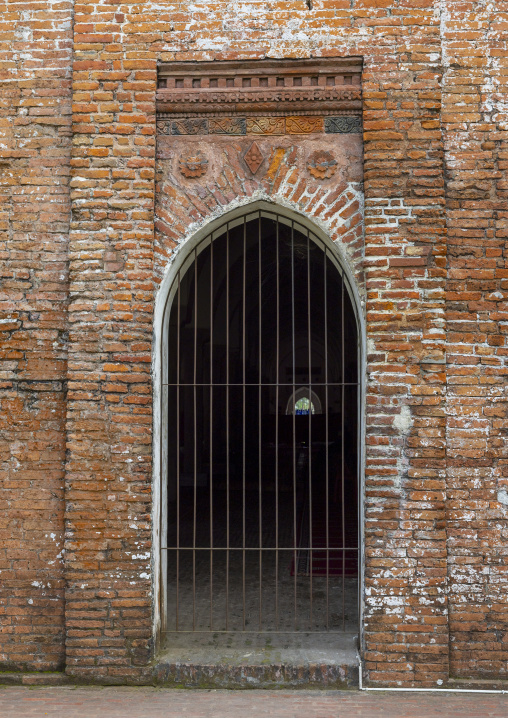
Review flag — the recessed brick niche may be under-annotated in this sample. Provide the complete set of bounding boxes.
[153,58,366,689]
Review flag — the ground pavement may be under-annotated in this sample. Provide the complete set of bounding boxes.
[0,686,507,717]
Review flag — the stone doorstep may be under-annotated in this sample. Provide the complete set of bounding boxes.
[153,662,359,689]
[154,632,360,688]
[0,667,358,690]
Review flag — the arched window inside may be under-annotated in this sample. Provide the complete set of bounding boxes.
[295,397,314,415]
[286,387,323,415]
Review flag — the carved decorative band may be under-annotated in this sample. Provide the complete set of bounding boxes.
[158,87,360,100]
[157,103,360,118]
[325,116,363,133]
[157,116,362,136]
[156,89,361,116]
[209,118,247,135]
[286,116,324,134]
[157,87,360,103]
[157,58,362,118]
[171,118,208,135]
[158,58,362,87]
[246,117,285,135]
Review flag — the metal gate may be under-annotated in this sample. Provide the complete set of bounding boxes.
[163,209,360,633]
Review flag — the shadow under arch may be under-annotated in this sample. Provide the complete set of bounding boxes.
[152,199,365,644]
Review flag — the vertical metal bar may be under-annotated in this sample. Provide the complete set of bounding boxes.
[258,213,263,630]
[291,220,297,630]
[193,248,198,631]
[242,216,247,631]
[161,299,167,633]
[357,312,361,636]
[275,219,280,630]
[176,270,181,631]
[307,231,312,628]
[225,224,230,631]
[341,269,346,631]
[209,234,214,631]
[324,249,329,629]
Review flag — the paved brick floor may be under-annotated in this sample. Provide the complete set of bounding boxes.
[0,686,507,717]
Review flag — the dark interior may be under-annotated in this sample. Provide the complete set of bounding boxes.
[166,214,359,630]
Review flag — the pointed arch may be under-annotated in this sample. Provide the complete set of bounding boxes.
[152,199,365,642]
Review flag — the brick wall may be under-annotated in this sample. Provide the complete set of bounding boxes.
[66,1,156,682]
[0,0,73,670]
[442,1,508,680]
[1,0,506,687]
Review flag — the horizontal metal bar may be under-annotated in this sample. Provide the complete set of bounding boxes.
[162,630,358,634]
[163,547,359,551]
[163,382,359,386]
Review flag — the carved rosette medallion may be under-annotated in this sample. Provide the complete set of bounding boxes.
[307,151,338,180]
[244,142,264,174]
[157,120,172,135]
[179,151,208,178]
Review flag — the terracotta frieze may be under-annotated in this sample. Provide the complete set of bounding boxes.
[246,117,285,135]
[325,116,363,133]
[209,117,247,135]
[286,116,324,134]
[172,118,209,135]
[156,115,362,136]
[157,58,362,118]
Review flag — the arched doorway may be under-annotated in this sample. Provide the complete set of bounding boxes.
[159,206,361,635]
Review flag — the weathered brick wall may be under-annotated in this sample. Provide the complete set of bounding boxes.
[0,0,73,670]
[66,1,155,682]
[442,1,508,680]
[1,0,506,687]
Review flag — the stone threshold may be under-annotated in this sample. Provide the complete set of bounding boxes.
[154,632,359,689]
